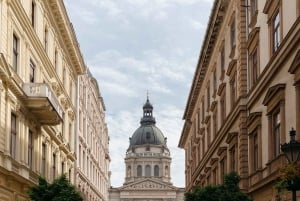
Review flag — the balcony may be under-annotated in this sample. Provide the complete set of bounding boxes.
[22,83,63,125]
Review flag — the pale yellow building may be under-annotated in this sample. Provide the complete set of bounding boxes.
[179,0,300,200]
[0,0,102,200]
[76,70,110,201]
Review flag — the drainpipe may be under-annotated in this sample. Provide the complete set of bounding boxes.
[245,0,250,93]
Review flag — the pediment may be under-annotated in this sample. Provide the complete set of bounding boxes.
[120,179,177,190]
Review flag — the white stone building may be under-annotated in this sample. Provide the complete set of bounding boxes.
[76,70,110,201]
[109,98,184,201]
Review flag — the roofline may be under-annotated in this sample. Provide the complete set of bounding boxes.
[179,0,228,147]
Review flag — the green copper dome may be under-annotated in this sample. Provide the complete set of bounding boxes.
[129,97,166,147]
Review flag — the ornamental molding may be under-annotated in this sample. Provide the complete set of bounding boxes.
[121,179,176,190]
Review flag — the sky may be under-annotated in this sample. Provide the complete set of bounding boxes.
[64,0,213,187]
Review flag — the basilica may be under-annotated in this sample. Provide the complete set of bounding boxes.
[109,98,184,201]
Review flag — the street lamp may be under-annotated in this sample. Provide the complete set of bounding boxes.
[281,128,300,201]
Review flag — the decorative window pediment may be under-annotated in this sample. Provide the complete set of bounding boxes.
[262,84,285,113]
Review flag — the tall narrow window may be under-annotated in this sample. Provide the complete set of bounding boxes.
[154,165,159,177]
[207,85,210,110]
[250,48,259,87]
[213,70,217,94]
[137,165,142,177]
[207,121,211,145]
[145,165,151,177]
[54,49,58,70]
[230,20,236,48]
[52,153,56,179]
[29,60,35,83]
[42,143,46,176]
[230,73,237,108]
[220,92,226,124]
[221,47,225,73]
[61,162,64,174]
[273,111,281,157]
[13,34,19,70]
[220,157,226,184]
[63,67,66,86]
[28,130,33,168]
[10,114,17,159]
[31,1,36,28]
[213,108,218,137]
[202,99,205,122]
[273,11,280,52]
[250,0,257,17]
[230,146,236,171]
[69,123,72,147]
[44,27,48,52]
[253,132,259,171]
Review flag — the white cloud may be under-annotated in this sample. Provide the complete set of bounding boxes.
[65,0,213,188]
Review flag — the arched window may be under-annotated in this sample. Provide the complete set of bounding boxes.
[137,165,142,177]
[154,165,159,177]
[145,165,151,177]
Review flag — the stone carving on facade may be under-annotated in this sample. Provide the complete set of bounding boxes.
[123,180,173,190]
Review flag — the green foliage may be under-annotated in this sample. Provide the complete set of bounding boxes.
[184,172,252,201]
[28,174,83,201]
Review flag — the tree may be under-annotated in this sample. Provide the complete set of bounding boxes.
[184,172,252,201]
[28,174,83,201]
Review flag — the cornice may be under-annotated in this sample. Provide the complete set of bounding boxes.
[183,0,228,121]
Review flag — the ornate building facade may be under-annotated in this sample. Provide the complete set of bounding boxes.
[0,0,110,200]
[76,70,110,201]
[179,0,300,200]
[109,98,184,201]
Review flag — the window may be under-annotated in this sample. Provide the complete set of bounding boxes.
[69,79,73,101]
[220,157,226,184]
[248,112,262,173]
[212,168,217,185]
[230,20,236,49]
[31,1,36,28]
[54,49,58,70]
[220,92,226,124]
[213,70,217,96]
[250,0,258,17]
[272,11,280,52]
[28,130,33,168]
[29,60,35,83]
[13,34,19,70]
[145,165,151,177]
[230,72,237,108]
[79,145,81,168]
[220,47,225,75]
[44,27,48,52]
[250,48,259,87]
[10,113,17,159]
[42,143,46,176]
[63,67,66,86]
[201,99,205,122]
[69,123,72,147]
[207,85,210,111]
[154,165,159,177]
[253,132,259,170]
[61,162,64,174]
[273,111,281,157]
[207,121,211,145]
[263,84,285,160]
[53,153,56,179]
[137,165,142,177]
[213,108,218,137]
[230,146,236,171]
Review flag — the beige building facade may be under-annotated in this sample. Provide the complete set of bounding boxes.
[76,70,110,201]
[109,98,184,201]
[0,0,110,200]
[179,0,300,200]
